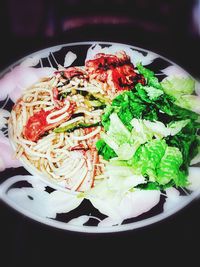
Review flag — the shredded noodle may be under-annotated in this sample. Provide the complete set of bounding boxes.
[9,69,106,192]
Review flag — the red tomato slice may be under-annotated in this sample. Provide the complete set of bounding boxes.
[23,102,76,141]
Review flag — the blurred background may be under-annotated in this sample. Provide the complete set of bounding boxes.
[0,0,199,77]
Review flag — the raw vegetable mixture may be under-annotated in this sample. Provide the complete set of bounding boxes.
[95,61,200,193]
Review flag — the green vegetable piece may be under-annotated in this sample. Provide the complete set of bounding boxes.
[156,146,184,185]
[161,76,199,114]
[88,93,110,104]
[54,121,101,133]
[96,139,117,160]
[135,83,152,103]
[131,139,187,186]
[136,63,162,89]
[136,63,154,78]
[58,91,71,100]
[137,119,190,138]
[166,121,200,172]
[101,113,137,160]
[155,94,198,121]
[131,139,167,180]
[175,95,200,115]
[148,76,163,90]
[161,76,195,97]
[101,106,117,131]
[140,85,163,100]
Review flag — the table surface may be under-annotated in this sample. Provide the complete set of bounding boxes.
[0,25,199,266]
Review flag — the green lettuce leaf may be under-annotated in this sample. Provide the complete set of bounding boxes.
[106,113,131,143]
[104,89,160,131]
[135,84,198,121]
[161,76,195,97]
[101,105,117,131]
[139,119,190,138]
[142,86,164,100]
[175,95,200,115]
[130,139,187,186]
[131,139,167,181]
[101,114,159,161]
[165,121,200,172]
[156,146,185,186]
[136,63,162,89]
[105,160,146,193]
[101,113,139,160]
[96,139,117,160]
[130,119,154,146]
[155,94,198,121]
[136,63,154,79]
[130,118,190,142]
[161,76,200,114]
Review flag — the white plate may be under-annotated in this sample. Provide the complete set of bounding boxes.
[0,41,200,233]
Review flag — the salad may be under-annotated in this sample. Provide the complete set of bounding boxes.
[8,49,200,205]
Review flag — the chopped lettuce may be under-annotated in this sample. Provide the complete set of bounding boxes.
[165,121,200,172]
[83,179,124,223]
[99,114,157,160]
[161,76,200,114]
[106,113,131,143]
[142,86,164,100]
[100,113,140,160]
[96,63,199,193]
[96,139,117,160]
[105,162,146,193]
[156,146,185,186]
[161,76,195,97]
[101,132,136,160]
[83,163,146,223]
[102,86,198,135]
[101,105,117,131]
[130,118,154,141]
[130,139,187,186]
[136,62,154,79]
[190,143,200,165]
[175,95,200,115]
[139,119,190,138]
[131,139,167,181]
[136,63,162,89]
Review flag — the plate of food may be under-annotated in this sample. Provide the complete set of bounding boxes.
[0,41,200,233]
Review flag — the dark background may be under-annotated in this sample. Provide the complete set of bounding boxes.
[0,0,200,266]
